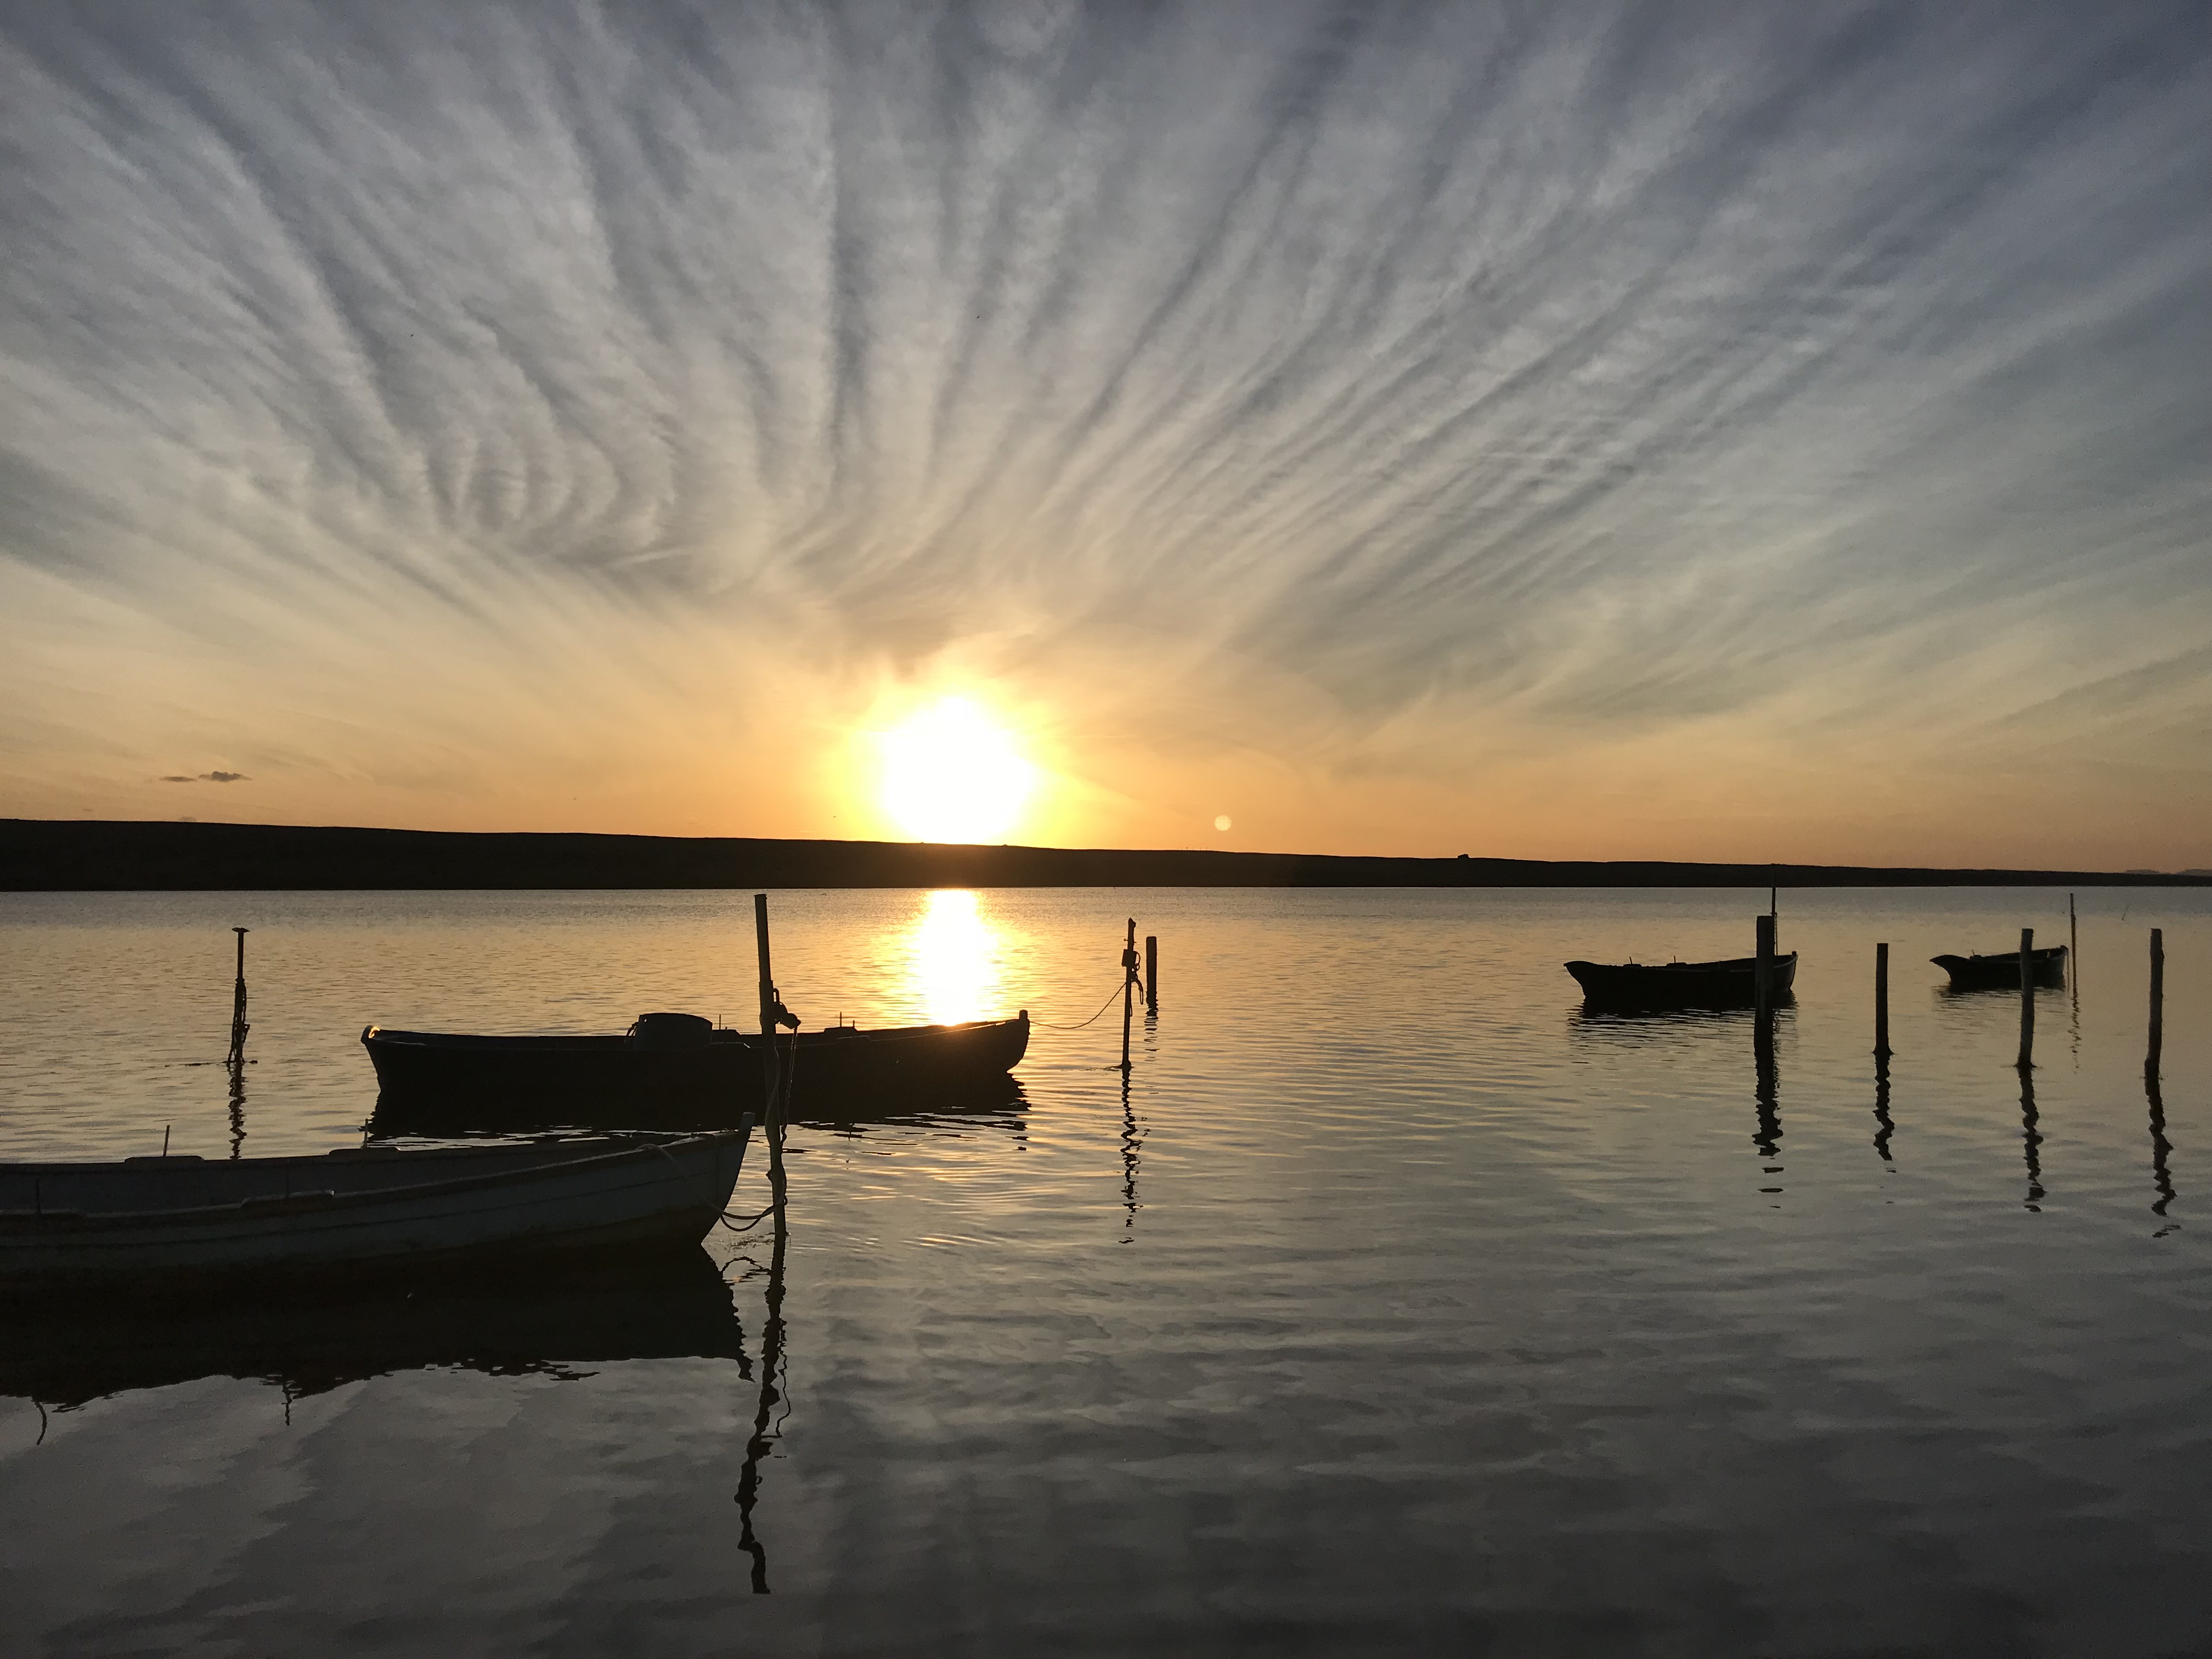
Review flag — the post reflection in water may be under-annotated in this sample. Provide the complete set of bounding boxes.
[225,1059,247,1160]
[2019,1069,2045,1212]
[731,1214,788,1595]
[2147,1072,2177,1232]
[1120,1069,1143,1242]
[1872,1056,1895,1164]
[907,889,1005,1026]
[1752,1007,1782,1190]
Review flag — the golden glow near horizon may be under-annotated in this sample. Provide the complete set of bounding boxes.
[878,696,1039,844]
[907,889,1002,1025]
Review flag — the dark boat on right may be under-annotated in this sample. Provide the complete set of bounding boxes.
[1565,953,1797,1010]
[1931,945,2067,991]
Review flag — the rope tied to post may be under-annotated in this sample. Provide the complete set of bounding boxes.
[1029,979,1138,1031]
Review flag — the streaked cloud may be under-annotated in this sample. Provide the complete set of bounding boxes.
[1,1,2207,865]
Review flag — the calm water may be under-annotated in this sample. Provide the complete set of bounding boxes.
[2,885,2208,1656]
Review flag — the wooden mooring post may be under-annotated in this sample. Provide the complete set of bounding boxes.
[2148,927,2164,1081]
[1753,913,1777,1020]
[2016,926,2035,1071]
[1144,934,1158,1017]
[754,894,785,1181]
[1874,942,1891,1058]
[226,927,250,1066]
[1120,918,1138,1071]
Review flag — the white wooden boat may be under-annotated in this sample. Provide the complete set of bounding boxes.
[0,1125,751,1295]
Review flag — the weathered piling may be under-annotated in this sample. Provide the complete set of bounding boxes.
[1874,941,1891,1058]
[1144,934,1158,1017]
[1753,913,1777,1020]
[2148,927,2164,1080]
[2147,1068,2175,1220]
[226,927,250,1066]
[2016,926,2035,1071]
[754,894,785,1180]
[1120,918,1138,1072]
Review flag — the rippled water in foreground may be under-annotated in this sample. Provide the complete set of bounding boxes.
[2,885,2208,1656]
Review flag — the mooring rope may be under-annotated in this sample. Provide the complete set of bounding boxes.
[1029,979,1137,1031]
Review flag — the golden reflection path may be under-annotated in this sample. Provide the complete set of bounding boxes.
[906,890,1004,1025]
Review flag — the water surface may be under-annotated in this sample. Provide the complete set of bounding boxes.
[2,885,2207,1655]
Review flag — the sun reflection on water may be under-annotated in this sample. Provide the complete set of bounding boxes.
[908,890,1003,1025]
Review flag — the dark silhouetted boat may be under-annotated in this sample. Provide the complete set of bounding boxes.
[1931,945,2067,991]
[0,1127,749,1296]
[360,1012,1030,1119]
[1564,953,1798,1009]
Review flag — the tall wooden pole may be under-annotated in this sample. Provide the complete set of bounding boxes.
[227,927,250,1066]
[1874,942,1891,1058]
[1144,934,1158,1017]
[2148,927,2164,1081]
[1120,918,1137,1072]
[1753,913,1776,1021]
[754,894,785,1180]
[2016,926,2035,1071]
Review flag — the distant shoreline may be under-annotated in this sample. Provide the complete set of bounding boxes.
[3,818,2205,893]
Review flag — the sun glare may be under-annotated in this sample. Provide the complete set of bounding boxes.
[879,696,1038,843]
[907,888,1002,1024]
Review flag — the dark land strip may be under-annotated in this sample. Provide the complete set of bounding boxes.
[3,819,2204,892]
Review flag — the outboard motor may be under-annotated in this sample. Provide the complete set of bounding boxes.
[627,1011,715,1051]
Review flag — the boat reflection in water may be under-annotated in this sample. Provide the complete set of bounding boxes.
[368,1075,1031,1141]
[0,1248,747,1414]
[1566,1002,1796,1047]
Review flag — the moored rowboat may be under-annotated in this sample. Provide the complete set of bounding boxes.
[1931,945,2067,991]
[360,1013,1029,1115]
[1565,953,1799,1009]
[0,1126,749,1296]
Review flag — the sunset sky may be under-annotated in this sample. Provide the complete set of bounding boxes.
[3,2,2208,868]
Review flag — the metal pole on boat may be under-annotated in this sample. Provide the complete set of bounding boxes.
[2016,927,2035,1072]
[754,894,785,1180]
[1874,943,1891,1058]
[1120,918,1137,1072]
[227,927,250,1066]
[1144,935,1158,1017]
[2148,927,2164,1081]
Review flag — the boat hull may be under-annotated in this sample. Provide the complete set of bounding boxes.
[0,1129,749,1296]
[361,1015,1030,1124]
[1931,946,2068,992]
[1565,953,1798,1009]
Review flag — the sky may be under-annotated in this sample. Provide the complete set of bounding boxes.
[2,0,2208,868]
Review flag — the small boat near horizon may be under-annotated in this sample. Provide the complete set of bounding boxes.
[360,1012,1030,1118]
[1565,953,1799,1009]
[0,1127,751,1297]
[1932,946,2068,992]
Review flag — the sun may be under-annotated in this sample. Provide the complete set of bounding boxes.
[878,697,1038,843]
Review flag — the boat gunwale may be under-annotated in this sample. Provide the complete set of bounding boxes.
[361,1014,1027,1052]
